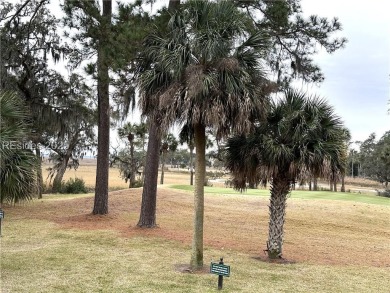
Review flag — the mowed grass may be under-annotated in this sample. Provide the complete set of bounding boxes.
[170,185,390,206]
[2,178,390,293]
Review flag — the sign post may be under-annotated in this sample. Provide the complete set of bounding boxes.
[210,258,230,290]
[0,209,4,237]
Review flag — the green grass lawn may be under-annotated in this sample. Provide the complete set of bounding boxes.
[169,184,390,206]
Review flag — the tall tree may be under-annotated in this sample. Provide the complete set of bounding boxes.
[225,89,348,259]
[136,0,181,228]
[92,0,112,214]
[1,0,79,198]
[64,0,155,213]
[139,0,270,269]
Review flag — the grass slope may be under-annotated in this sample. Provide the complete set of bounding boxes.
[170,185,390,206]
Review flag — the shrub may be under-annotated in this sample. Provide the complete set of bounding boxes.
[376,189,390,198]
[204,177,213,187]
[132,179,143,188]
[61,178,88,194]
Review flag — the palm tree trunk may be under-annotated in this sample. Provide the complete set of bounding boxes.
[267,174,290,259]
[160,151,166,185]
[93,0,111,215]
[189,145,194,186]
[341,174,345,192]
[138,119,161,227]
[190,124,206,269]
[313,177,318,191]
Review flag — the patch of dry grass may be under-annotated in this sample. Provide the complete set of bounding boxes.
[1,187,389,292]
[41,160,206,190]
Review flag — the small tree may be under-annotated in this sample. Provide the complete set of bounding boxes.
[115,122,148,188]
[226,90,348,259]
[160,133,178,185]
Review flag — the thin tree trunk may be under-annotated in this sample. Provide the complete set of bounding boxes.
[138,119,161,227]
[160,151,166,185]
[333,179,337,192]
[190,124,206,270]
[341,174,345,192]
[93,0,111,215]
[308,177,312,191]
[267,173,290,259]
[189,145,194,186]
[35,148,43,199]
[329,180,333,192]
[129,138,136,188]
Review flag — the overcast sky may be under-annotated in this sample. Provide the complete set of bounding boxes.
[299,0,389,143]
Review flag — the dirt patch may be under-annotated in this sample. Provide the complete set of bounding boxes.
[8,187,390,268]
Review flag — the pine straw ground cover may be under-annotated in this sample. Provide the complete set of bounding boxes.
[1,187,389,292]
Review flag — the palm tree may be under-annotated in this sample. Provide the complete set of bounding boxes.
[160,133,178,185]
[225,89,348,259]
[179,125,195,185]
[138,0,271,269]
[0,91,37,204]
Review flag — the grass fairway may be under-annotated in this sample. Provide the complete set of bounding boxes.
[170,185,390,206]
[1,186,389,292]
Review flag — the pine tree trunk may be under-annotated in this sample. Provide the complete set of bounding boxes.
[93,0,111,215]
[189,145,194,186]
[190,124,206,270]
[138,119,161,227]
[267,173,290,259]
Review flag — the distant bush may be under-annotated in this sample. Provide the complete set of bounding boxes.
[319,187,331,192]
[61,178,88,194]
[205,171,226,179]
[132,179,143,188]
[376,189,390,198]
[204,177,213,187]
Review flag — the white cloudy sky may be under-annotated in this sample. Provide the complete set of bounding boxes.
[49,0,389,144]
